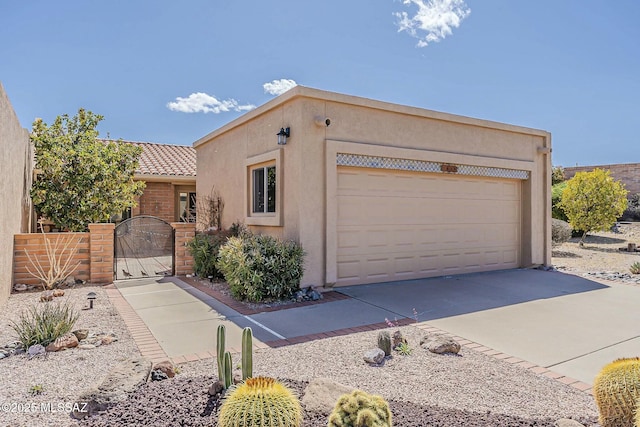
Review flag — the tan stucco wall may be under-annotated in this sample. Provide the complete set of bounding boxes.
[0,82,32,305]
[195,86,551,287]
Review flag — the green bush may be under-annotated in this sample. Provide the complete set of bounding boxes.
[551,182,568,221]
[11,300,79,348]
[187,233,229,280]
[217,234,305,303]
[551,218,572,246]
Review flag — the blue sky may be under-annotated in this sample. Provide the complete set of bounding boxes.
[1,1,638,167]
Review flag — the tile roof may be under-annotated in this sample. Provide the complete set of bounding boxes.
[112,140,196,177]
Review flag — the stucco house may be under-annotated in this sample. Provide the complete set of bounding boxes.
[194,86,551,288]
[564,163,640,196]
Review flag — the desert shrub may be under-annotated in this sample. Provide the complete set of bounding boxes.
[551,182,568,221]
[187,233,230,280]
[10,300,79,348]
[551,219,572,246]
[620,193,640,221]
[630,262,640,275]
[217,234,305,303]
[552,166,566,185]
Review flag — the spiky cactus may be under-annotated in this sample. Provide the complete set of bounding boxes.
[594,357,640,427]
[223,351,233,389]
[242,327,253,380]
[328,389,392,427]
[217,325,227,385]
[217,376,302,427]
[377,331,392,356]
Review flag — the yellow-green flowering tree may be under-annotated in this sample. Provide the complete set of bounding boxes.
[31,109,145,231]
[559,168,627,245]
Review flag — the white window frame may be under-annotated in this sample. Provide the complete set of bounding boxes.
[245,149,283,226]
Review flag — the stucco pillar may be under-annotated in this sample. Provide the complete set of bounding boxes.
[171,223,196,276]
[88,223,115,284]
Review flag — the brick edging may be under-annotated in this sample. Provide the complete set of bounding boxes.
[413,322,593,395]
[103,284,170,364]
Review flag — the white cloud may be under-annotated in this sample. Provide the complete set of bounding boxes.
[263,79,297,96]
[166,92,256,114]
[395,0,470,47]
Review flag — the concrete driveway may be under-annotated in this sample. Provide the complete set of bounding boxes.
[114,269,640,385]
[337,269,640,385]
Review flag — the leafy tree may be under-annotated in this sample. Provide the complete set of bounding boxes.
[31,109,145,231]
[551,181,568,221]
[558,168,627,244]
[551,166,566,185]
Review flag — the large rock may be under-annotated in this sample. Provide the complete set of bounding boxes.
[73,329,89,341]
[301,378,354,413]
[363,348,385,365]
[72,357,152,419]
[45,333,79,352]
[151,360,175,379]
[421,335,461,355]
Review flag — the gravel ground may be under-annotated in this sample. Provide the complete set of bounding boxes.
[0,285,140,427]
[80,326,598,426]
[553,222,640,284]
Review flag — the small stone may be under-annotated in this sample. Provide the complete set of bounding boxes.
[45,333,79,352]
[40,291,54,302]
[73,329,89,341]
[13,283,28,292]
[151,361,175,379]
[64,276,76,287]
[27,344,46,358]
[309,290,322,301]
[423,337,461,354]
[150,370,169,381]
[100,335,117,345]
[0,352,7,360]
[555,419,585,427]
[208,380,224,396]
[52,289,65,297]
[78,344,96,350]
[363,348,385,365]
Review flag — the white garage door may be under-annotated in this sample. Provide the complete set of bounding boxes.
[336,166,521,286]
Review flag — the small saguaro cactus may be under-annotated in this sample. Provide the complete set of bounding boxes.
[593,357,640,427]
[217,376,302,427]
[223,351,233,389]
[377,331,392,356]
[328,389,392,427]
[217,325,226,385]
[241,327,253,380]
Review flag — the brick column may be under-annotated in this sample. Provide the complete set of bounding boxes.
[88,223,115,284]
[171,223,196,276]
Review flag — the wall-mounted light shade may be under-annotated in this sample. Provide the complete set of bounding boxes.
[277,127,290,145]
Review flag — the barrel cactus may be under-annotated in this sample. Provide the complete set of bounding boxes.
[217,376,302,427]
[593,357,640,427]
[328,389,392,427]
[377,331,391,356]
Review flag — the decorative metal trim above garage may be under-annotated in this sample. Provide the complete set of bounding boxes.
[336,153,530,180]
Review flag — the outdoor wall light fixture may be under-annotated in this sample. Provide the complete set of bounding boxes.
[277,127,290,145]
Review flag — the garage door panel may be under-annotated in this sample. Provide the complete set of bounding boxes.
[336,167,521,286]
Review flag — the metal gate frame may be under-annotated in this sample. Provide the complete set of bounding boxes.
[113,215,175,280]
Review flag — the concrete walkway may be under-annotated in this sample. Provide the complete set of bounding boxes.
[110,269,640,386]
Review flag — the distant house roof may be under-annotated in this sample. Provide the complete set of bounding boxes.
[115,140,196,178]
